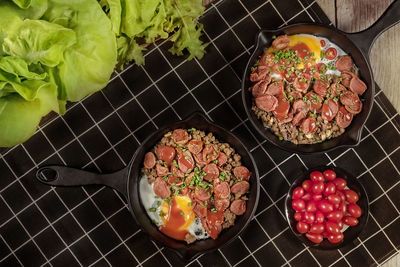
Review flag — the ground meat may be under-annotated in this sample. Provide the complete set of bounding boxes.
[222,209,236,229]
[185,233,196,244]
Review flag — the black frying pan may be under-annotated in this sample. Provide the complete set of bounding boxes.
[35,112,260,261]
[242,1,400,154]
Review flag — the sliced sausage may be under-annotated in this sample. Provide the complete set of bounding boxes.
[340,71,353,88]
[230,199,246,215]
[233,166,251,181]
[214,182,230,199]
[144,152,156,169]
[172,129,189,145]
[266,81,284,96]
[345,100,362,114]
[349,75,367,95]
[272,35,290,50]
[214,198,230,211]
[156,164,169,176]
[321,98,339,121]
[340,90,359,106]
[187,140,203,155]
[293,100,307,113]
[231,181,250,195]
[217,152,227,166]
[259,52,275,67]
[193,201,207,218]
[202,144,218,163]
[301,117,317,134]
[335,55,353,72]
[250,65,269,82]
[203,163,219,181]
[330,83,346,96]
[153,177,171,199]
[272,97,290,118]
[305,92,322,112]
[177,151,195,173]
[170,164,185,178]
[313,79,330,97]
[289,91,302,100]
[293,77,310,92]
[252,80,268,97]
[155,145,176,166]
[336,106,353,128]
[255,95,278,112]
[292,110,306,126]
[193,152,207,166]
[194,186,211,201]
[276,110,293,123]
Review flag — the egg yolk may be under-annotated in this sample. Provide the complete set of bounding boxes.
[159,196,195,240]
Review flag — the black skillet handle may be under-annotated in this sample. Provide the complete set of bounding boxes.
[345,0,400,57]
[36,165,129,198]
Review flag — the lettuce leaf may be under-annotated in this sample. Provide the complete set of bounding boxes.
[0,0,117,147]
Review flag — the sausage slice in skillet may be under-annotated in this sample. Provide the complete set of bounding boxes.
[153,177,171,199]
[321,98,339,121]
[252,80,269,97]
[313,79,330,97]
[217,152,227,166]
[349,75,367,95]
[177,151,194,173]
[335,55,353,72]
[250,65,269,82]
[301,117,317,134]
[336,106,353,128]
[230,199,246,215]
[231,181,250,195]
[156,164,169,176]
[187,140,203,155]
[173,129,189,145]
[255,95,278,112]
[202,144,218,163]
[156,145,176,166]
[272,34,290,50]
[214,182,230,199]
[215,198,230,211]
[340,71,353,88]
[144,152,156,169]
[233,166,251,181]
[266,81,284,96]
[293,77,311,92]
[194,186,211,201]
[345,100,363,114]
[203,163,219,181]
[340,90,360,106]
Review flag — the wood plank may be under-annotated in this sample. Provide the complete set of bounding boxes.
[315,0,336,25]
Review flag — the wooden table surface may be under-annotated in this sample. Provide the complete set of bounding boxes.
[316,1,400,266]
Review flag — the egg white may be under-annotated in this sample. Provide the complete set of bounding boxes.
[139,175,209,240]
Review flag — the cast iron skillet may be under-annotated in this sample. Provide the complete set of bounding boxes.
[242,1,400,154]
[284,166,369,249]
[35,112,260,261]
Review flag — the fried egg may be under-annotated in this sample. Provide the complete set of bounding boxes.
[139,175,209,241]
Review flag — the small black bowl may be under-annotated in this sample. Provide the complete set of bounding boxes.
[284,166,369,249]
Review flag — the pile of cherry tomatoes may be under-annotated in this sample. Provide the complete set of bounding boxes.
[291,169,362,244]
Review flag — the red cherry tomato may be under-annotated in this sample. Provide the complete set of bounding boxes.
[313,194,323,201]
[294,212,303,221]
[312,182,325,194]
[306,201,318,213]
[343,216,359,226]
[325,47,337,60]
[338,201,347,214]
[302,192,312,201]
[315,211,325,224]
[326,210,344,223]
[337,221,344,230]
[347,203,362,218]
[323,170,336,181]
[302,180,313,192]
[309,223,325,234]
[328,232,344,243]
[325,221,341,235]
[292,199,306,212]
[310,171,324,183]
[318,200,334,213]
[292,187,305,199]
[327,194,341,206]
[323,182,336,196]
[344,189,359,203]
[336,190,346,202]
[306,233,323,243]
[333,178,347,190]
[303,212,316,224]
[296,221,310,234]
[320,39,326,47]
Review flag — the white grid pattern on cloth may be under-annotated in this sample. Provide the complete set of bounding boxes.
[1,0,399,266]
